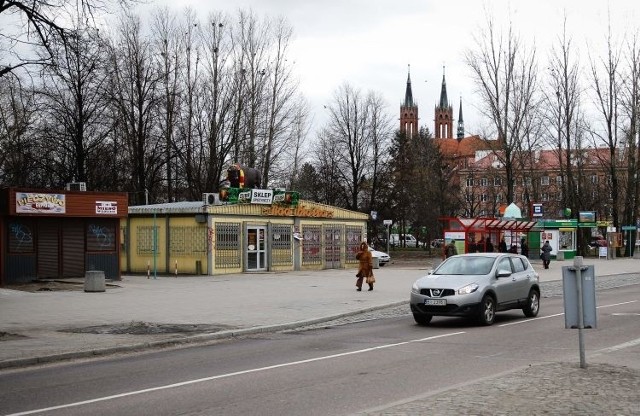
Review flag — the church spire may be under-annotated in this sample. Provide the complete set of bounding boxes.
[438,66,449,109]
[404,64,414,107]
[457,97,465,139]
[434,65,453,139]
[400,64,418,138]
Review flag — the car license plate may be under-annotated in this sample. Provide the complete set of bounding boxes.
[425,299,446,306]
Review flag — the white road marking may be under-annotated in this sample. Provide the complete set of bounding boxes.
[612,313,640,316]
[499,300,638,327]
[594,338,640,354]
[7,332,466,416]
[499,313,564,327]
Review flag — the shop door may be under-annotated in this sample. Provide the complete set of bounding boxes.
[324,225,342,269]
[62,221,85,278]
[37,219,59,278]
[246,226,267,271]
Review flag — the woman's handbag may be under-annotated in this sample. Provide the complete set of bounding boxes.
[366,275,376,284]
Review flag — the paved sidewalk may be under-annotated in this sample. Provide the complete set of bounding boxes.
[1,256,639,414]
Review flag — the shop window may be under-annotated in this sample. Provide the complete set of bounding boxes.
[271,224,293,266]
[559,230,574,250]
[215,222,241,268]
[137,226,160,255]
[346,225,363,262]
[87,221,116,252]
[8,220,34,253]
[302,225,322,266]
[169,226,207,255]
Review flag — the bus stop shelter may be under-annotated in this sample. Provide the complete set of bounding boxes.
[440,217,538,254]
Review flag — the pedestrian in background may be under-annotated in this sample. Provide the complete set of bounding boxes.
[445,240,458,258]
[355,242,374,291]
[520,237,529,257]
[541,240,552,269]
[499,238,507,253]
[485,237,494,253]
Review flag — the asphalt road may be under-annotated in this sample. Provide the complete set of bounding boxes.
[1,285,638,416]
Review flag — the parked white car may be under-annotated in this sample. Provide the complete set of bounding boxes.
[389,234,418,247]
[369,247,390,266]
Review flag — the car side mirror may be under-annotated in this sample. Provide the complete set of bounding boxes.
[496,269,512,278]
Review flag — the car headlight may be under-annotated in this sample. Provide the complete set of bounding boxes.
[457,283,479,295]
[411,282,420,294]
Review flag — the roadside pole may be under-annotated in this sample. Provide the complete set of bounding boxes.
[562,256,597,369]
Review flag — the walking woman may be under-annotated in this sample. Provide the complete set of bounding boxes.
[356,242,375,291]
[541,240,552,269]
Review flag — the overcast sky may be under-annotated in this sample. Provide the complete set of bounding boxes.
[144,0,639,138]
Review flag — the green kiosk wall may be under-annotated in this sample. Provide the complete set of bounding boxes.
[534,219,577,260]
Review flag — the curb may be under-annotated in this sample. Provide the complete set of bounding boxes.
[0,301,407,370]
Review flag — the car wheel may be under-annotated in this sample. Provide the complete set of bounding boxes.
[477,295,495,325]
[413,313,433,326]
[523,289,540,317]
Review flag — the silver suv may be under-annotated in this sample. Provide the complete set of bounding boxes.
[410,253,540,325]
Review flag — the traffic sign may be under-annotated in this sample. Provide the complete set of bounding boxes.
[383,219,392,226]
[622,225,636,231]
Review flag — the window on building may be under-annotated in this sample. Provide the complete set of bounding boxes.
[591,175,598,184]
[494,177,502,186]
[8,220,34,254]
[556,175,562,185]
[481,177,488,187]
[87,221,116,252]
[496,193,503,202]
[137,225,160,254]
[542,193,549,201]
[466,177,473,187]
[525,177,532,186]
[541,176,549,185]
[481,194,488,202]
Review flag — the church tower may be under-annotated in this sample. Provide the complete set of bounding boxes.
[434,67,453,139]
[400,65,418,138]
[457,97,465,139]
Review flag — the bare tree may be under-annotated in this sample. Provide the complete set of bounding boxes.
[319,83,392,211]
[619,31,640,254]
[0,0,132,77]
[258,17,301,188]
[0,76,40,186]
[546,15,586,219]
[35,19,113,188]
[465,12,539,204]
[587,16,624,238]
[106,11,162,204]
[194,11,236,193]
[151,6,182,201]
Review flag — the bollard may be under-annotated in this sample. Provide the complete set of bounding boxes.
[147,260,150,279]
[175,260,178,277]
[84,270,106,292]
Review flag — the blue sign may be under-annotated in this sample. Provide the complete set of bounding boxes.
[532,203,544,217]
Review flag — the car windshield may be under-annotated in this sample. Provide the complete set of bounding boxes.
[434,256,495,275]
